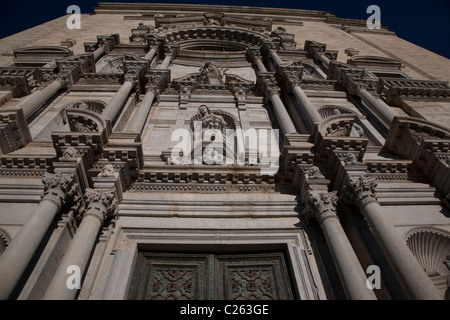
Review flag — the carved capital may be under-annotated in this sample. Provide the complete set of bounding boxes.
[84,188,118,222]
[55,77,69,88]
[42,172,78,208]
[303,191,339,223]
[345,175,378,208]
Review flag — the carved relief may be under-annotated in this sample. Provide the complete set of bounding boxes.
[303,191,339,223]
[42,172,78,207]
[406,228,450,278]
[345,175,378,207]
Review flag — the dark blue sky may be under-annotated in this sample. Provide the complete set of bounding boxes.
[1,0,449,58]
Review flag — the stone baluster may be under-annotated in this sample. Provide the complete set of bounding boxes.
[127,87,157,134]
[101,80,134,123]
[0,172,77,300]
[15,78,67,119]
[345,176,441,299]
[43,188,118,300]
[304,190,377,300]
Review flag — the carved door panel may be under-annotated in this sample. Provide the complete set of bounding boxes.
[128,252,294,300]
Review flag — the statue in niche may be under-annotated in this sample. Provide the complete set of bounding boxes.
[203,147,223,165]
[198,61,228,84]
[198,105,227,133]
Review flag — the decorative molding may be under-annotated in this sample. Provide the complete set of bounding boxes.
[0,108,32,154]
[377,78,450,104]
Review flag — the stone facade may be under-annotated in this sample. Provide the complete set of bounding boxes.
[0,3,449,300]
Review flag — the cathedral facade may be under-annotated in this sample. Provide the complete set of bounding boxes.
[0,2,449,300]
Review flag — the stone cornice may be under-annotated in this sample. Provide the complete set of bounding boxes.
[377,78,450,104]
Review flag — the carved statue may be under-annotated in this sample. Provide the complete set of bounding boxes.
[350,123,365,137]
[78,102,89,110]
[98,164,116,177]
[344,153,358,165]
[203,147,223,165]
[198,61,227,84]
[308,166,324,179]
[59,146,77,162]
[198,105,228,132]
[137,22,151,30]
[271,26,287,36]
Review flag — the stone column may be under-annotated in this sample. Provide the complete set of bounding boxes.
[127,88,156,134]
[102,80,134,123]
[159,53,172,69]
[345,176,441,299]
[304,190,377,300]
[255,56,267,73]
[269,49,283,68]
[93,46,106,61]
[0,172,76,300]
[316,52,330,68]
[144,46,157,61]
[291,85,322,128]
[16,79,66,119]
[43,188,118,300]
[357,88,398,125]
[267,90,297,134]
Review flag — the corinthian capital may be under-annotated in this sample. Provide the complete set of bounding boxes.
[42,172,77,207]
[84,188,118,222]
[303,191,338,223]
[344,175,378,208]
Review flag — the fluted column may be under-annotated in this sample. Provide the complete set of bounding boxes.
[357,88,398,125]
[0,172,76,300]
[345,176,441,299]
[127,88,156,133]
[16,79,66,119]
[267,90,296,134]
[43,188,118,300]
[304,190,377,300]
[102,80,134,123]
[292,85,322,128]
[159,53,172,69]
